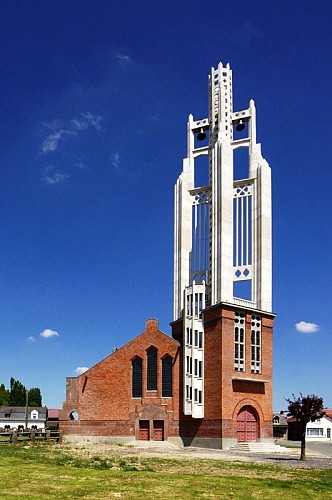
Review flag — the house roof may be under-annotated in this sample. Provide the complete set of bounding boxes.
[0,406,47,419]
[273,413,288,425]
[47,409,60,419]
[324,409,332,419]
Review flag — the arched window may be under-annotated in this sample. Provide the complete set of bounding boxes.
[147,347,157,391]
[132,357,142,398]
[162,356,172,397]
[70,411,79,421]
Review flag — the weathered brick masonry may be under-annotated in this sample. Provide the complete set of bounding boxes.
[172,303,274,448]
[60,319,181,441]
[60,307,274,448]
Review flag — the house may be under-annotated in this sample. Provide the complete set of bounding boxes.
[0,406,47,431]
[305,412,332,442]
[287,410,332,442]
[272,412,288,439]
[46,409,60,429]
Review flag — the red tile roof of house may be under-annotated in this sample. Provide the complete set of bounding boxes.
[47,409,60,419]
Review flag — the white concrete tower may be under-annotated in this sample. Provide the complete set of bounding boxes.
[174,62,272,418]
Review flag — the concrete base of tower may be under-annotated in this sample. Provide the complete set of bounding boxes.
[181,436,223,449]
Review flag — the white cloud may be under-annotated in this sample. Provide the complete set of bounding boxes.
[41,112,103,154]
[40,328,60,339]
[110,152,120,170]
[28,336,36,342]
[116,53,132,64]
[42,129,75,154]
[295,321,319,334]
[74,366,89,375]
[43,166,69,185]
[70,112,103,131]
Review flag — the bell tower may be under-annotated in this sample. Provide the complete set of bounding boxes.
[173,62,274,448]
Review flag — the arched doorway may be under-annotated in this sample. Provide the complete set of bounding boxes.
[236,405,258,442]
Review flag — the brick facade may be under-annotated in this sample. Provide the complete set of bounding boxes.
[60,308,274,449]
[60,319,181,443]
[172,303,274,448]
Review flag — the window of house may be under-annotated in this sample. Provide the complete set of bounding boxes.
[234,311,245,371]
[162,356,172,397]
[194,359,202,378]
[132,357,143,398]
[186,328,192,345]
[251,314,261,373]
[147,346,157,391]
[186,355,192,375]
[307,428,324,436]
[194,389,202,404]
[194,329,203,348]
[186,384,192,401]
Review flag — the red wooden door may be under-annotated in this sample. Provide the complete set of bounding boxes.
[153,420,164,441]
[237,406,258,442]
[139,420,149,440]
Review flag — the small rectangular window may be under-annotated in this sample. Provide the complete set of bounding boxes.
[198,331,203,349]
[251,315,261,373]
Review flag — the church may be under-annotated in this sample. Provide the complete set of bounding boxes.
[59,62,275,449]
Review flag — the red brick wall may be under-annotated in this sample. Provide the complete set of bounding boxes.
[172,303,274,442]
[60,319,181,438]
[60,309,274,445]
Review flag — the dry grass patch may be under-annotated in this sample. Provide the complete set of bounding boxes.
[0,442,331,499]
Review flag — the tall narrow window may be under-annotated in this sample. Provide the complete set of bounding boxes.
[162,356,172,397]
[234,311,245,371]
[132,357,142,398]
[251,314,261,373]
[147,346,157,391]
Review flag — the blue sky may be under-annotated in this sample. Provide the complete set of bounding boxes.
[0,0,331,410]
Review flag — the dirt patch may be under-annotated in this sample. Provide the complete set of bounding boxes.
[51,442,332,470]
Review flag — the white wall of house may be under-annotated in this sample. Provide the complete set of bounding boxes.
[306,416,332,441]
[0,410,46,430]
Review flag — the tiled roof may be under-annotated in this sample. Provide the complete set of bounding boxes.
[47,409,60,419]
[0,406,47,419]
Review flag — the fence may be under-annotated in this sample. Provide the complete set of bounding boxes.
[0,429,62,444]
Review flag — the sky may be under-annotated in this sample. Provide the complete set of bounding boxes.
[0,0,331,411]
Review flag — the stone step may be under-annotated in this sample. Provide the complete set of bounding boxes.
[230,442,292,453]
[127,439,179,448]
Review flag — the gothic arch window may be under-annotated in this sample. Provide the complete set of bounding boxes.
[132,357,142,398]
[162,355,173,397]
[147,346,157,391]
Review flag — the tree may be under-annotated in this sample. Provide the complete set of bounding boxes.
[0,383,10,405]
[9,378,26,406]
[0,378,43,407]
[286,393,325,461]
[28,387,42,407]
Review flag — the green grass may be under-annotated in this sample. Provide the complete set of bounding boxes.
[0,443,331,499]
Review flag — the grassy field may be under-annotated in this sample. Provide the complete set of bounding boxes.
[0,443,331,499]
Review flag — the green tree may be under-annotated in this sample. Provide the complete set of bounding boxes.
[286,393,325,461]
[9,378,26,406]
[28,387,42,407]
[0,383,10,405]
